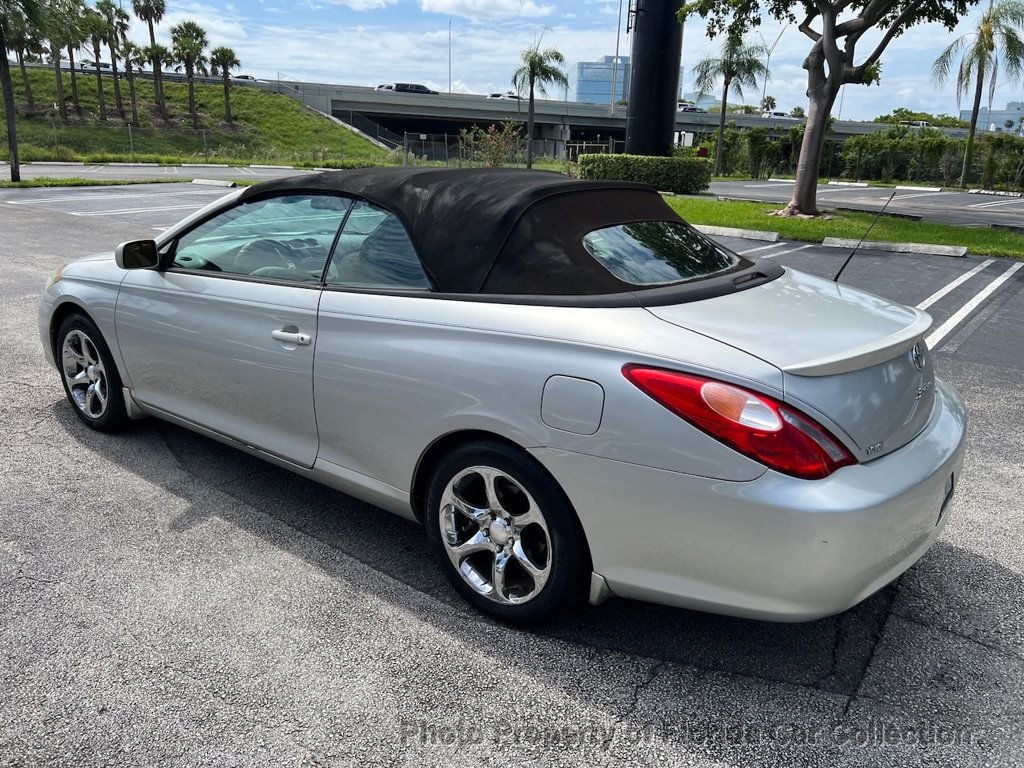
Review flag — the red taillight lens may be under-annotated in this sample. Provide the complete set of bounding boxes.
[622,365,856,480]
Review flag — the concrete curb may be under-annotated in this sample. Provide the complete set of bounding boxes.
[821,237,967,257]
[827,180,868,187]
[190,178,237,187]
[694,224,780,242]
[967,188,1022,198]
[27,161,85,166]
[181,163,230,168]
[250,164,294,170]
[108,162,160,167]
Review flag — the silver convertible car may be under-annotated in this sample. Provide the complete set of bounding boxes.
[39,168,966,624]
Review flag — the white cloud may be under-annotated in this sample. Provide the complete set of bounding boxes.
[324,0,398,10]
[420,0,554,21]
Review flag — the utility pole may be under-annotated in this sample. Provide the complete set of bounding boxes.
[448,16,453,94]
[609,0,624,114]
[758,23,789,112]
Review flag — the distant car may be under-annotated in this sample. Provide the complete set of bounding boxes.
[762,111,795,120]
[898,120,932,128]
[487,92,523,100]
[393,83,439,95]
[80,61,112,71]
[232,74,258,81]
[678,104,707,113]
[39,167,967,625]
[375,84,394,91]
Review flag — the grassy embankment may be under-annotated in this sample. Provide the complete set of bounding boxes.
[2,67,389,167]
[666,196,1024,259]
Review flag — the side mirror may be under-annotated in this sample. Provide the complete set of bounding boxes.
[115,239,160,270]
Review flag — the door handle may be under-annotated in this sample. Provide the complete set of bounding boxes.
[271,329,312,346]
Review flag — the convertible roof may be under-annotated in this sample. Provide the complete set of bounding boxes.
[239,167,658,293]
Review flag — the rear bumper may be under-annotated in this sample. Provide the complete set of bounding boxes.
[531,377,967,622]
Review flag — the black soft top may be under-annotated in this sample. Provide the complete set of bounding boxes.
[241,167,780,303]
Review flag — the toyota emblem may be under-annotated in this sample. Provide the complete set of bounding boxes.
[910,342,926,371]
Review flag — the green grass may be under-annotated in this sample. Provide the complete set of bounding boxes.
[666,196,1024,258]
[3,67,390,167]
[0,176,189,188]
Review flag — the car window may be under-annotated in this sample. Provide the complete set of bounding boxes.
[327,201,431,290]
[582,221,741,286]
[171,195,351,283]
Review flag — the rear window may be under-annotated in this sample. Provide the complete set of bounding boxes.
[582,221,741,286]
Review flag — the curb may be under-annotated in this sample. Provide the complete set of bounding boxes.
[827,180,868,187]
[27,161,85,166]
[967,188,1022,198]
[190,178,237,187]
[181,163,230,168]
[694,224,780,242]
[250,164,294,170]
[821,237,967,257]
[108,162,160,167]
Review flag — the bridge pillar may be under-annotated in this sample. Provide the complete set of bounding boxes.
[624,0,684,156]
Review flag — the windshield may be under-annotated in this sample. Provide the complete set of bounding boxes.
[582,221,742,286]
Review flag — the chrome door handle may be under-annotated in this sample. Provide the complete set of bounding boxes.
[271,329,312,346]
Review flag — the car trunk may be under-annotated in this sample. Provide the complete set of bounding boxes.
[647,269,936,460]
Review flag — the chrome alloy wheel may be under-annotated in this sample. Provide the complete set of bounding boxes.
[439,465,552,605]
[61,329,108,419]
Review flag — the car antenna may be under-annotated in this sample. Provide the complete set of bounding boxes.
[832,186,899,283]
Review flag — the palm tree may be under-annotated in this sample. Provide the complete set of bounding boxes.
[1,0,42,180]
[209,45,239,123]
[6,6,46,112]
[170,20,208,129]
[121,39,142,125]
[81,7,106,120]
[49,0,86,118]
[933,0,1024,187]
[511,44,567,168]
[131,0,165,114]
[96,0,127,118]
[693,30,769,175]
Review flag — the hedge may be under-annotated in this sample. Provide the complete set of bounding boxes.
[576,153,712,194]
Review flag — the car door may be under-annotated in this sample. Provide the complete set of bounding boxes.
[115,193,352,468]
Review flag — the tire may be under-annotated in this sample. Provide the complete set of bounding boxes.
[425,440,589,624]
[55,313,130,432]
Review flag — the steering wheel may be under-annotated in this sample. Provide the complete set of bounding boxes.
[233,238,295,274]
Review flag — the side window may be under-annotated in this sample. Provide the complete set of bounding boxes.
[327,201,431,290]
[172,194,352,283]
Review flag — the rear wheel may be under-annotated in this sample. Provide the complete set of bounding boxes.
[425,441,588,624]
[56,313,130,432]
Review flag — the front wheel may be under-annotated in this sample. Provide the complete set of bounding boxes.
[425,441,589,624]
[56,313,130,432]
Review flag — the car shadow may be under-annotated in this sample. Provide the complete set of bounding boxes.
[51,399,1023,716]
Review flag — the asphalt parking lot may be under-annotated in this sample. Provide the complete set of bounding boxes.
[711,179,1024,228]
[2,183,1023,766]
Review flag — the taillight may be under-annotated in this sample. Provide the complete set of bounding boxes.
[622,365,856,480]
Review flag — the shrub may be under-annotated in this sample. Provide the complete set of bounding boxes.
[576,153,712,194]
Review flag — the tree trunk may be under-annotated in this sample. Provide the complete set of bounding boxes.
[67,46,82,116]
[714,79,730,175]
[92,42,106,121]
[17,51,34,111]
[110,46,125,118]
[187,66,197,129]
[526,76,535,169]
[147,20,164,115]
[782,72,840,216]
[1,26,22,182]
[222,73,232,123]
[960,64,986,189]
[52,52,68,123]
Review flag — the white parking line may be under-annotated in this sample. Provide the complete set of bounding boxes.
[968,198,1024,209]
[893,191,949,201]
[916,259,994,310]
[69,203,206,216]
[926,262,1024,349]
[6,189,227,205]
[739,242,788,255]
[760,244,815,259]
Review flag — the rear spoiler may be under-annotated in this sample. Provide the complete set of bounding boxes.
[783,310,933,377]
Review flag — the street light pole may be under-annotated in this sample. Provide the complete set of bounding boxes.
[609,0,624,114]
[448,16,453,94]
[758,22,788,111]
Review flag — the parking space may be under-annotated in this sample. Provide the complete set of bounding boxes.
[2,184,1024,766]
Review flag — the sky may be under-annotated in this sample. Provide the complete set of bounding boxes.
[127,0,1024,122]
